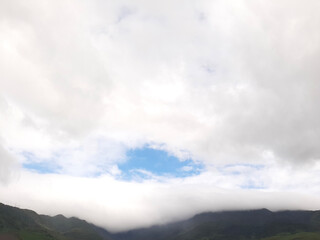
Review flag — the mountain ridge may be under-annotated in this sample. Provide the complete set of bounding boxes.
[1,202,320,240]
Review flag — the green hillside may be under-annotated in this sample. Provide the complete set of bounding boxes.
[0,203,111,240]
[112,209,320,240]
[261,232,320,240]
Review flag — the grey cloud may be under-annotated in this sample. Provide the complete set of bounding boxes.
[1,0,320,168]
[0,0,112,139]
[0,145,18,184]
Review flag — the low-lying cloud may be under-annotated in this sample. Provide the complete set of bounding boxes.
[1,169,320,232]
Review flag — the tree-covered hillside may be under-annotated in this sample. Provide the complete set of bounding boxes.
[0,203,112,240]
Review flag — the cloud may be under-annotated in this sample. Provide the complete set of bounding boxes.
[1,169,320,232]
[1,0,320,168]
[0,144,18,184]
[1,0,320,231]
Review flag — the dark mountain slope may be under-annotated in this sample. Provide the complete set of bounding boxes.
[112,209,320,240]
[1,202,320,240]
[0,203,112,240]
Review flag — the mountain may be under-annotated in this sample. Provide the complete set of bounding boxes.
[113,208,320,240]
[1,202,320,240]
[0,203,112,240]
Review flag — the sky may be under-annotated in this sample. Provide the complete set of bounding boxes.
[1,0,320,232]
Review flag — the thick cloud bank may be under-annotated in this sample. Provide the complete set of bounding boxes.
[1,0,320,231]
[1,170,320,232]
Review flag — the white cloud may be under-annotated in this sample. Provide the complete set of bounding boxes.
[2,0,320,167]
[1,0,320,231]
[1,168,320,232]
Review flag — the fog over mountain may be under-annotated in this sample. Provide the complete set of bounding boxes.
[1,0,320,232]
[2,202,320,240]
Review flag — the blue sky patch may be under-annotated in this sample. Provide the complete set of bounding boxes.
[21,147,204,179]
[118,147,203,180]
[21,151,60,174]
[22,161,60,174]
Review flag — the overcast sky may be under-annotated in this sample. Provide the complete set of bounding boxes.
[1,0,320,232]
